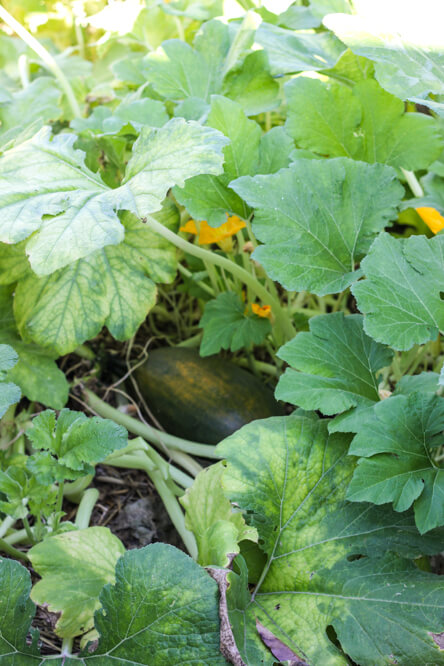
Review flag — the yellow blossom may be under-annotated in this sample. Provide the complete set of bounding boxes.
[251,303,272,319]
[416,207,444,234]
[180,215,246,246]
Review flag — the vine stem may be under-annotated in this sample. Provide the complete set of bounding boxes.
[0,536,29,562]
[143,214,296,343]
[75,488,99,529]
[401,168,424,197]
[84,388,221,460]
[0,5,82,118]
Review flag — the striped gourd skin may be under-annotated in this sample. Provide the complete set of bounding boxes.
[133,347,285,444]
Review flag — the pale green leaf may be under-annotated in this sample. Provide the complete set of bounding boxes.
[394,372,440,396]
[200,292,271,356]
[255,21,345,75]
[0,118,226,275]
[231,158,403,295]
[276,313,393,430]
[352,232,444,350]
[144,19,278,116]
[14,205,179,355]
[348,392,444,533]
[70,98,168,135]
[324,0,444,113]
[217,414,444,666]
[181,462,257,567]
[29,527,125,638]
[0,77,62,150]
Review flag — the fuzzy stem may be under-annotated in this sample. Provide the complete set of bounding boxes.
[0,5,82,118]
[75,488,99,529]
[0,536,29,561]
[143,213,295,343]
[401,169,424,197]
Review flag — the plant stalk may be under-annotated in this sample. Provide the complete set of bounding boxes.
[84,389,221,460]
[75,488,99,529]
[0,5,82,118]
[0,536,29,561]
[144,213,295,343]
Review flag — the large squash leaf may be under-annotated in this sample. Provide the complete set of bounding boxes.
[352,232,444,350]
[285,77,442,169]
[217,414,444,666]
[13,204,179,355]
[276,313,393,431]
[324,0,444,115]
[347,392,444,534]
[0,544,227,664]
[231,158,403,295]
[0,118,228,275]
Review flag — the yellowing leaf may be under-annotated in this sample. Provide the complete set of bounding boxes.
[417,207,444,234]
[251,303,271,319]
[180,215,246,245]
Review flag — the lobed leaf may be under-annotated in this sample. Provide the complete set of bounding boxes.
[218,414,444,666]
[352,232,444,350]
[347,392,444,533]
[231,158,403,295]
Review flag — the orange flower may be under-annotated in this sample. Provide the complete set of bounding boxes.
[251,303,272,319]
[416,207,444,234]
[180,215,246,246]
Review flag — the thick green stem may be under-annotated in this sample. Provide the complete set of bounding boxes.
[64,474,94,503]
[0,5,82,118]
[22,517,34,545]
[75,488,99,529]
[4,528,28,546]
[402,168,424,197]
[84,389,221,460]
[144,214,295,343]
[0,536,29,562]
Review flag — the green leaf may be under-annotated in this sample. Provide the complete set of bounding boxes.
[14,204,179,355]
[285,77,442,169]
[394,372,440,396]
[29,527,125,639]
[0,557,42,663]
[0,77,62,150]
[217,414,444,666]
[231,158,403,295]
[26,408,127,483]
[276,313,393,430]
[347,392,444,533]
[175,96,293,227]
[324,1,444,114]
[255,21,345,75]
[352,232,444,350]
[0,343,20,418]
[70,98,168,135]
[0,118,227,275]
[200,292,271,357]
[144,19,277,116]
[85,543,227,664]
[181,461,257,567]
[0,286,68,409]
